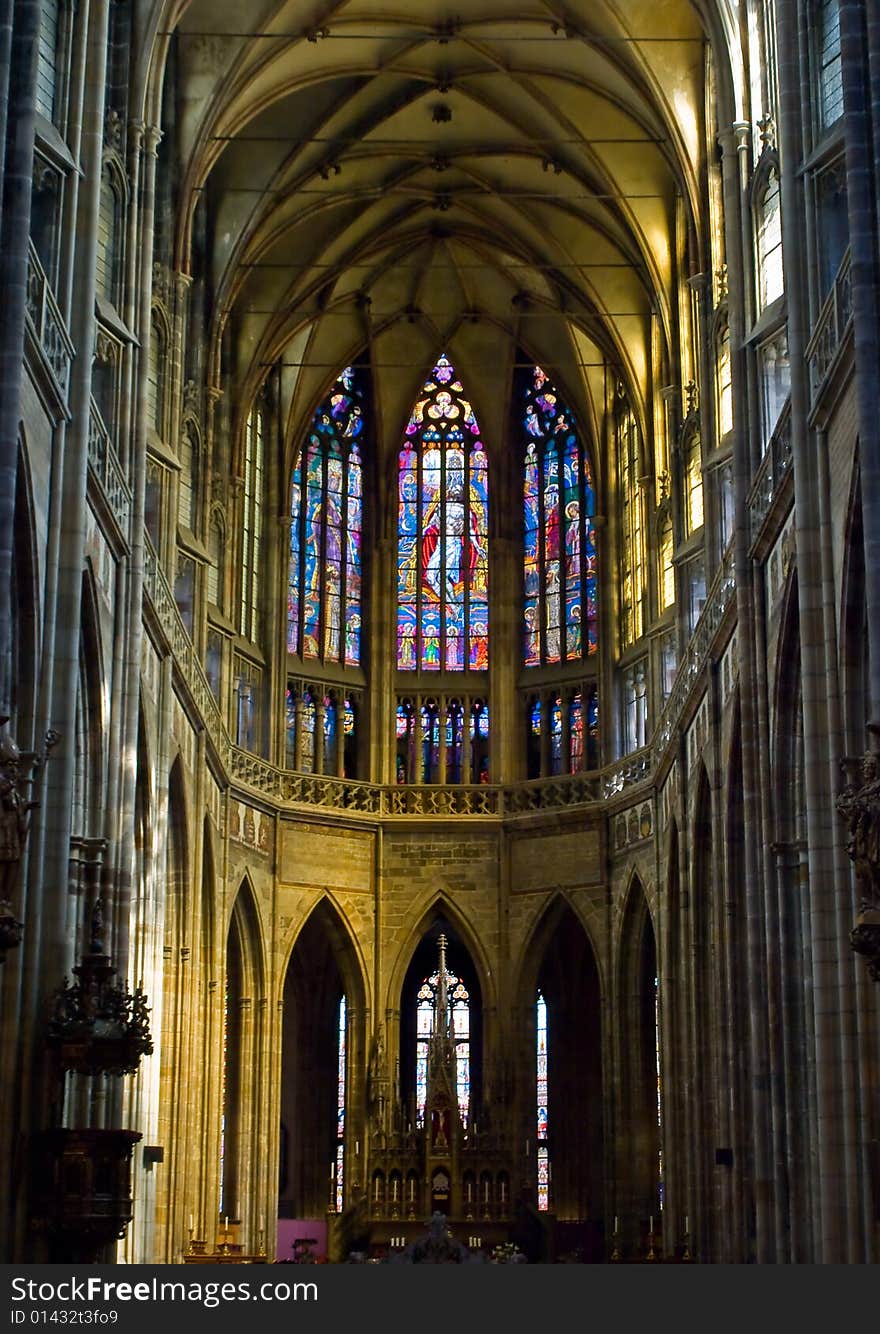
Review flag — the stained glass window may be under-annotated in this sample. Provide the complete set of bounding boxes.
[569,693,583,772]
[818,0,843,129]
[289,367,365,666]
[685,431,704,534]
[521,365,597,666]
[757,170,784,309]
[619,405,644,647]
[240,405,264,643]
[336,995,346,1213]
[659,514,675,610]
[397,354,489,672]
[537,990,549,1211]
[415,968,470,1127]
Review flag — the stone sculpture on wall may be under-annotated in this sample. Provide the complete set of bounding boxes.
[838,743,880,980]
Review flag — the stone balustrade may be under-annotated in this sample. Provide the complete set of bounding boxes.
[806,248,852,406]
[25,241,74,395]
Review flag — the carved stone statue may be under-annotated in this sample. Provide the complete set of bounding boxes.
[837,746,880,981]
[0,735,37,904]
[368,1024,387,1118]
[837,751,880,912]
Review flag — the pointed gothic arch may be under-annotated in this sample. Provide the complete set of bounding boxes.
[396,910,484,1138]
[514,894,604,1259]
[840,461,868,754]
[279,896,367,1227]
[617,875,661,1251]
[690,763,717,1255]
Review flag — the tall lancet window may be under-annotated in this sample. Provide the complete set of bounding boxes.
[536,991,550,1211]
[522,365,597,666]
[397,355,489,672]
[335,995,347,1213]
[288,367,365,665]
[415,937,470,1128]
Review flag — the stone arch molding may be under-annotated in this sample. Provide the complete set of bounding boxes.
[384,891,496,1020]
[278,891,371,1016]
[514,890,606,1005]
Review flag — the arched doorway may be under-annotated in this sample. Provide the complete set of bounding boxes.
[278,901,365,1261]
[519,899,603,1261]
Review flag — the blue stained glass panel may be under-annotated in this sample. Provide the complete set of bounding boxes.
[521,365,597,666]
[288,368,366,666]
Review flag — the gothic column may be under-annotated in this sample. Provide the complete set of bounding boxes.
[777,0,862,1261]
[293,697,305,771]
[314,698,326,775]
[717,119,775,1263]
[335,699,346,777]
[840,0,880,727]
[437,698,447,785]
[539,691,551,777]
[0,0,39,718]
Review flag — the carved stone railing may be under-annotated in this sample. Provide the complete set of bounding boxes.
[652,549,736,768]
[141,535,737,817]
[25,241,74,395]
[748,400,792,541]
[603,751,652,798]
[806,248,852,406]
[87,400,131,536]
[383,783,500,817]
[141,565,741,820]
[502,771,601,813]
[142,542,227,760]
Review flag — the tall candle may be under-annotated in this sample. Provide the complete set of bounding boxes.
[684,1214,689,1233]
[613,1215,618,1233]
[409,1179,414,1201]
[649,1215,653,1234]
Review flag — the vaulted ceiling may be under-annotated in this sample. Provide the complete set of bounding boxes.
[151,1,710,466]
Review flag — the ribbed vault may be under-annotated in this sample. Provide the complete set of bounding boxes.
[151,0,711,464]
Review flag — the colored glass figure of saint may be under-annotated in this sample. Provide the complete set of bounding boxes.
[397,355,489,671]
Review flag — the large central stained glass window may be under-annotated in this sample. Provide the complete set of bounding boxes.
[397,355,488,672]
[288,367,365,666]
